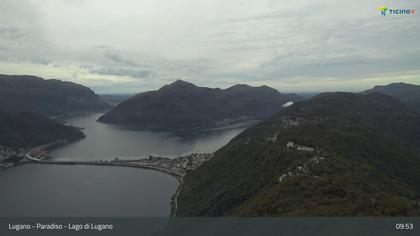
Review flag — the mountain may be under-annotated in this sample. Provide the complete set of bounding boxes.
[0,74,109,116]
[99,94,134,106]
[98,80,303,129]
[363,82,420,112]
[177,92,420,216]
[0,111,84,149]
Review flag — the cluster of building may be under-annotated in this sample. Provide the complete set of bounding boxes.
[265,131,280,143]
[178,153,214,170]
[276,116,303,129]
[278,155,325,183]
[264,116,306,143]
[0,145,14,160]
[0,146,25,169]
[131,153,215,176]
[286,142,315,152]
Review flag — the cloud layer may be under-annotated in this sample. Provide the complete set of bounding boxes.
[0,0,419,93]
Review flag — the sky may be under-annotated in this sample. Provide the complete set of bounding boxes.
[0,0,419,94]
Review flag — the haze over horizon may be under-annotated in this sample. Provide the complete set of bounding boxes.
[1,0,419,94]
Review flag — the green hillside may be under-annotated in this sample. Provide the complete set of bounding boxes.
[177,92,420,216]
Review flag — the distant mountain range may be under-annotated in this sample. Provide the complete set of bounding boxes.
[0,74,109,116]
[177,92,420,216]
[363,82,420,112]
[98,80,303,129]
[0,111,84,149]
[99,94,134,106]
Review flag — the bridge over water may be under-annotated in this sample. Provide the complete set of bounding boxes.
[23,146,199,217]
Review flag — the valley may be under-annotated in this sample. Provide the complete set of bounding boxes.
[0,112,250,217]
[1,75,420,217]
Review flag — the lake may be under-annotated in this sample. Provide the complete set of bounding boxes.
[49,113,254,160]
[0,113,252,216]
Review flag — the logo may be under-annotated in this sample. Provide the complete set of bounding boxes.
[378,6,416,16]
[378,6,388,16]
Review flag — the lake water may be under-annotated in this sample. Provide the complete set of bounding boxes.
[49,113,253,160]
[0,164,178,216]
[0,113,252,216]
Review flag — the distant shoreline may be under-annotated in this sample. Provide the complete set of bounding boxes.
[97,117,260,132]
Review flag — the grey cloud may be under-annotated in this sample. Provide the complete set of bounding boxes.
[260,53,420,80]
[101,48,140,67]
[0,28,26,40]
[218,2,325,23]
[0,1,56,64]
[0,0,419,93]
[0,0,39,28]
[90,67,155,79]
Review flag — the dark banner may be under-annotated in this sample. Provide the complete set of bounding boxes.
[1,217,419,236]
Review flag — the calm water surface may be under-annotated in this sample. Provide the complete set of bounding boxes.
[49,113,253,160]
[0,113,252,216]
[0,164,178,216]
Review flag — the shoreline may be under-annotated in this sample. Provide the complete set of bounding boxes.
[97,117,259,132]
[170,175,183,217]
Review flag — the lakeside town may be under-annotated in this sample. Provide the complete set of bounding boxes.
[0,145,25,169]
[126,153,214,176]
[1,141,214,177]
[0,140,71,169]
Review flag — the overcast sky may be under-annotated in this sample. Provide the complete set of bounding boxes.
[0,0,419,94]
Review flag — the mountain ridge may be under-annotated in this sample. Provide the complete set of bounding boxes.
[0,110,85,150]
[98,80,303,129]
[0,74,109,116]
[177,92,420,216]
[363,82,420,112]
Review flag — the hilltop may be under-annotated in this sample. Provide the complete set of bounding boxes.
[0,111,84,150]
[98,80,303,129]
[363,82,420,112]
[0,74,109,116]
